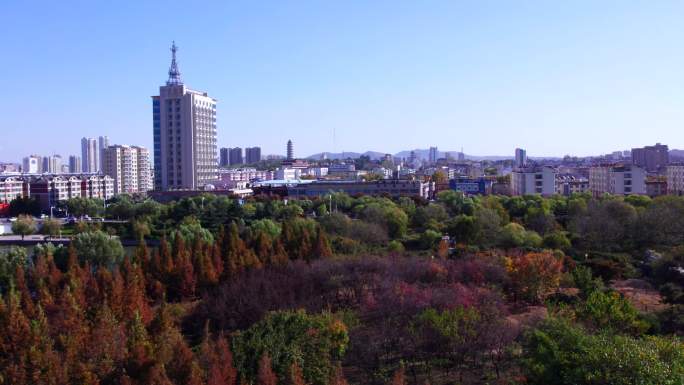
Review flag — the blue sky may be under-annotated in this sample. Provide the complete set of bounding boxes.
[1,1,683,161]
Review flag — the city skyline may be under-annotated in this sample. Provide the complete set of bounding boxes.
[2,1,684,161]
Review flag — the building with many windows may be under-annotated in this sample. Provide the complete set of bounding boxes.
[0,174,114,209]
[42,155,63,174]
[22,155,41,173]
[229,147,243,166]
[28,174,113,210]
[667,164,684,195]
[631,143,669,172]
[245,147,261,164]
[219,147,230,167]
[515,148,527,168]
[81,137,99,173]
[98,136,109,171]
[254,179,434,199]
[429,146,438,164]
[589,164,646,196]
[69,156,82,174]
[103,145,153,195]
[555,175,589,196]
[510,166,556,196]
[152,42,217,191]
[0,176,28,203]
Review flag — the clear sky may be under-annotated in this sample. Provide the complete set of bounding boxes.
[1,1,683,162]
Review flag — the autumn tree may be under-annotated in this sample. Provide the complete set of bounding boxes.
[391,366,406,385]
[507,251,563,303]
[258,353,278,385]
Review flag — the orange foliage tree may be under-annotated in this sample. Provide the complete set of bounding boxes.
[506,251,564,303]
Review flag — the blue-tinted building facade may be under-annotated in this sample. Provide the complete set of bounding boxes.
[152,97,161,190]
[449,177,489,195]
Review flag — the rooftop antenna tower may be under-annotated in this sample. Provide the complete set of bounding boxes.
[167,41,183,86]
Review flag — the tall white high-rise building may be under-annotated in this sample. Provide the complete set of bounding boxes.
[103,145,153,194]
[81,137,98,173]
[152,42,217,190]
[98,136,109,171]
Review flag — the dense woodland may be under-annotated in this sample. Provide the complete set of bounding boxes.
[3,191,684,384]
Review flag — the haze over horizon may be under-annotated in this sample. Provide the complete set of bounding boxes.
[2,1,683,162]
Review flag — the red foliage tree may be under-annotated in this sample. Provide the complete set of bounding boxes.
[257,353,278,385]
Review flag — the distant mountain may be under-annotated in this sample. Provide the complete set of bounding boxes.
[307,151,385,160]
[306,148,564,162]
[308,148,515,161]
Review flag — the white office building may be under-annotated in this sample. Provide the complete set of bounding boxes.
[152,42,217,190]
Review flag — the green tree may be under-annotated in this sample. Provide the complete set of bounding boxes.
[71,230,125,267]
[0,246,27,292]
[169,217,214,244]
[578,290,648,334]
[419,229,442,250]
[250,219,282,239]
[8,196,41,217]
[232,310,348,385]
[437,190,475,216]
[522,317,684,385]
[65,197,104,218]
[571,265,604,300]
[542,231,571,251]
[12,215,36,240]
[473,207,503,248]
[445,215,478,244]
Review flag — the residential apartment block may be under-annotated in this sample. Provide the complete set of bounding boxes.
[245,147,261,164]
[588,164,645,196]
[229,147,243,166]
[81,137,99,173]
[0,174,113,209]
[103,145,153,195]
[667,164,684,195]
[510,166,556,196]
[631,143,669,172]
